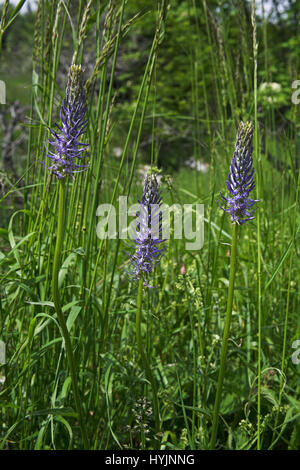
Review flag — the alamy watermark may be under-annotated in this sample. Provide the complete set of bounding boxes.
[292,340,300,365]
[0,80,6,104]
[291,80,300,104]
[96,197,204,251]
[0,341,5,365]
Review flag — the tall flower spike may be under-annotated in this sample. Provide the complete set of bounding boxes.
[43,64,89,179]
[127,173,166,288]
[219,121,259,224]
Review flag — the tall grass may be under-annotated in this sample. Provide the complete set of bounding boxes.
[0,0,299,450]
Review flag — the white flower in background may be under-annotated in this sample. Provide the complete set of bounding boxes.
[138,164,151,180]
[184,158,209,173]
[137,165,163,184]
[259,82,285,106]
[113,147,122,158]
[260,82,281,93]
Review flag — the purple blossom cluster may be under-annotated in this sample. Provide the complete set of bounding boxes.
[219,122,259,224]
[127,174,166,287]
[43,65,89,179]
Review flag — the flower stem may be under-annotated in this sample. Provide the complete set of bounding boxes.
[52,179,89,449]
[136,275,160,440]
[210,222,239,449]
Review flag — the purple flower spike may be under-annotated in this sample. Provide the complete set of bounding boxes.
[43,64,89,179]
[219,122,260,225]
[126,173,167,288]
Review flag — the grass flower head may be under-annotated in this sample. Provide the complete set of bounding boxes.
[219,121,259,224]
[43,64,89,179]
[127,173,166,287]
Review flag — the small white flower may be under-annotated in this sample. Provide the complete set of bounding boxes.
[184,158,209,173]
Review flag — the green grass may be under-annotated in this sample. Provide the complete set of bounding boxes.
[0,0,299,450]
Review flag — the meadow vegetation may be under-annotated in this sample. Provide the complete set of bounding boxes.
[0,0,299,450]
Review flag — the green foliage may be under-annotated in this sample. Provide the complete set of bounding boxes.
[0,0,299,450]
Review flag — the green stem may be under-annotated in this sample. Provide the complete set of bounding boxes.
[210,222,239,449]
[252,0,262,449]
[52,179,89,449]
[136,276,160,440]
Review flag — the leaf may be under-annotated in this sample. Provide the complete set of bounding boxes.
[66,305,82,332]
[32,70,47,126]
[7,209,33,269]
[58,251,78,289]
[218,277,229,287]
[3,0,27,33]
[54,415,73,449]
[62,300,81,313]
[220,393,240,414]
[60,0,78,54]
[261,386,278,407]
[0,232,35,268]
[34,421,49,450]
[60,377,72,401]
[27,317,37,349]
[9,0,26,20]
[26,301,55,308]
[26,407,77,418]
